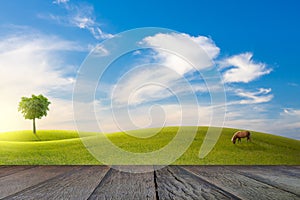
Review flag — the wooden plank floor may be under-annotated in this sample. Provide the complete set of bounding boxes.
[0,166,299,200]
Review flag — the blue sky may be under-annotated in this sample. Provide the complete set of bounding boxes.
[0,0,299,139]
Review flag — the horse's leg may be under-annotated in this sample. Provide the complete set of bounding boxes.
[238,138,241,143]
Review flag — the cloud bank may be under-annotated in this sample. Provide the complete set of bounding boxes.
[2,24,297,139]
[0,31,78,132]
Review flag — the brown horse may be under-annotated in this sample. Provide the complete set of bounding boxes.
[231,131,251,144]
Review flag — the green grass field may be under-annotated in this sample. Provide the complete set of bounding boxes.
[0,127,299,165]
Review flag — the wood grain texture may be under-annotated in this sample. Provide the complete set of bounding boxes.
[155,166,237,200]
[0,166,299,200]
[88,166,156,200]
[0,166,34,178]
[6,166,109,200]
[0,166,74,199]
[231,166,300,196]
[271,166,300,177]
[182,166,299,200]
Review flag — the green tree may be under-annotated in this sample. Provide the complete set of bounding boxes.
[18,94,51,134]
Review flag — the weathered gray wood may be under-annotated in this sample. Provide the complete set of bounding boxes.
[269,166,300,177]
[155,166,237,200]
[88,166,156,200]
[0,166,299,199]
[6,166,109,200]
[230,166,300,196]
[0,166,34,178]
[183,166,299,200]
[0,166,74,199]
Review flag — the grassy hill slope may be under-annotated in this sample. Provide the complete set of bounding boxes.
[0,127,299,165]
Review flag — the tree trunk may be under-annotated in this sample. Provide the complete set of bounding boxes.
[33,118,36,134]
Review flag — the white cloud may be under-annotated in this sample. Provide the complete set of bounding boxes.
[0,34,84,53]
[109,64,220,106]
[220,52,272,83]
[282,108,300,116]
[52,0,69,4]
[94,102,220,133]
[141,33,220,75]
[47,2,113,40]
[224,108,258,130]
[271,108,300,139]
[73,16,94,29]
[104,33,222,106]
[188,35,220,59]
[0,33,78,132]
[132,50,142,56]
[288,82,299,87]
[88,44,110,57]
[88,27,113,40]
[235,88,274,104]
[111,65,189,105]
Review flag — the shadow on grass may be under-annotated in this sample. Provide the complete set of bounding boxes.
[33,133,41,141]
[234,141,267,151]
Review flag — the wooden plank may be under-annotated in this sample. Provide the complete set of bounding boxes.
[1,166,299,200]
[155,166,237,200]
[230,166,300,196]
[183,166,299,200]
[270,166,300,177]
[88,166,156,200]
[6,166,109,200]
[0,166,34,178]
[0,166,74,199]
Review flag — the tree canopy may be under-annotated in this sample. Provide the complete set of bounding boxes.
[18,94,51,134]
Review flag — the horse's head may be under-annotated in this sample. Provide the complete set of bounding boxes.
[232,138,236,144]
[231,135,237,144]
